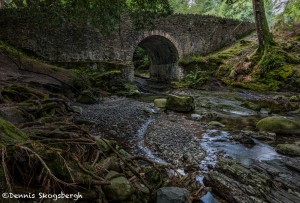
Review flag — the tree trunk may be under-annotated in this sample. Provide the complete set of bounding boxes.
[252,0,275,52]
[0,0,4,9]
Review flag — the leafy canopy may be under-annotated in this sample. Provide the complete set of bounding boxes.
[3,0,173,32]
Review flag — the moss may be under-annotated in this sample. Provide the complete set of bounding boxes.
[229,81,270,92]
[258,50,286,73]
[276,144,300,156]
[2,84,48,103]
[267,65,294,80]
[176,70,213,89]
[0,41,27,58]
[0,117,28,147]
[256,116,300,135]
[123,83,141,96]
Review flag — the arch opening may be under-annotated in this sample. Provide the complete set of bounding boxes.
[133,35,180,81]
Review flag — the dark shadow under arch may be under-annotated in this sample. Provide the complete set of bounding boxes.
[133,35,180,81]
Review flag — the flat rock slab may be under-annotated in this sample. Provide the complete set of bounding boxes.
[204,157,300,203]
[156,187,191,203]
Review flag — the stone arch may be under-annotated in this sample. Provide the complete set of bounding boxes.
[133,31,182,81]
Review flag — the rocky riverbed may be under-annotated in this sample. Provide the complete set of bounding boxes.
[77,88,300,203]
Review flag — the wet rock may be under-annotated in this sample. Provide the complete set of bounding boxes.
[208,121,225,127]
[154,98,167,108]
[259,108,271,114]
[166,95,195,112]
[230,131,257,145]
[251,131,276,141]
[142,106,159,114]
[204,158,300,203]
[256,116,300,135]
[103,171,134,201]
[191,114,202,120]
[156,187,191,203]
[276,144,300,156]
[241,101,260,111]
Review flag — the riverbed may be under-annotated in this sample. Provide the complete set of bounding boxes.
[77,88,300,202]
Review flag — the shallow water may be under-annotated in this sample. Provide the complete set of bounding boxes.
[200,130,282,168]
[136,118,167,164]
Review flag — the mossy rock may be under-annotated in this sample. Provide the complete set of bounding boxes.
[256,116,300,135]
[276,144,300,156]
[0,117,28,147]
[154,98,167,108]
[103,171,135,201]
[123,83,141,96]
[166,95,195,112]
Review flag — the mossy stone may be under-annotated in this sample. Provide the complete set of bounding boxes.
[256,116,300,135]
[0,117,28,147]
[154,98,167,108]
[166,95,195,112]
[276,144,300,156]
[103,172,134,201]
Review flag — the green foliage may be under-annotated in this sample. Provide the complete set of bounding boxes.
[133,46,150,70]
[70,67,122,92]
[282,0,300,22]
[175,70,213,89]
[3,0,172,33]
[124,83,141,96]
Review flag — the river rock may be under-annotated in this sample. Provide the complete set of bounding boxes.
[204,158,300,203]
[276,144,300,156]
[154,98,167,108]
[259,108,271,114]
[256,116,300,135]
[103,171,134,201]
[156,187,191,203]
[191,113,202,120]
[166,95,195,112]
[208,121,225,127]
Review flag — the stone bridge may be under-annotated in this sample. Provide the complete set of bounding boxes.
[0,13,254,81]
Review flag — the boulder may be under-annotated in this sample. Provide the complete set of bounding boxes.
[256,116,300,135]
[166,95,195,112]
[103,171,134,201]
[276,144,300,156]
[156,187,191,203]
[154,99,167,108]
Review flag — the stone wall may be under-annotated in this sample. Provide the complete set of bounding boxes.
[0,11,255,81]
